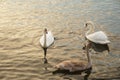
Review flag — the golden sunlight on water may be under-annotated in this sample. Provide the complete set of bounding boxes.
[0,0,120,80]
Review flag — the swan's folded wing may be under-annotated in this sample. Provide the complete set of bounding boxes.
[40,35,44,47]
[46,31,54,47]
[55,60,87,72]
[86,31,110,44]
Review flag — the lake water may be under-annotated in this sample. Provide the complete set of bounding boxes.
[0,0,120,80]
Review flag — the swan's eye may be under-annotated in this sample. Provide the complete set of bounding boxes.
[44,29,48,33]
[85,24,88,27]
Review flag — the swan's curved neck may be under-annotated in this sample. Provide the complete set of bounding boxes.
[86,43,92,67]
[43,29,47,48]
[85,21,95,36]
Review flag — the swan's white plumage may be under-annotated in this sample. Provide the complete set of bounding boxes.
[86,31,110,44]
[40,31,54,48]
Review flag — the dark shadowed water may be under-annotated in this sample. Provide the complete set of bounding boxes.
[0,0,120,80]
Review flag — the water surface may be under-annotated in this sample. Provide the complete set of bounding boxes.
[0,0,120,80]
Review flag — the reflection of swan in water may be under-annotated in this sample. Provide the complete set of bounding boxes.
[40,28,54,63]
[83,21,110,53]
[53,42,92,79]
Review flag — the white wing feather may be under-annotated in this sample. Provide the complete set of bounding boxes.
[40,31,54,47]
[86,31,110,44]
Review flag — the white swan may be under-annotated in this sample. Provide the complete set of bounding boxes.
[85,21,110,44]
[54,42,92,73]
[40,28,54,63]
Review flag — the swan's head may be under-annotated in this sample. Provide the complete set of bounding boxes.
[84,22,89,32]
[85,23,88,28]
[85,21,94,28]
[84,21,95,35]
[44,28,48,34]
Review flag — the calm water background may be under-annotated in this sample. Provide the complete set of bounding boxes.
[0,0,120,80]
[0,0,120,34]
